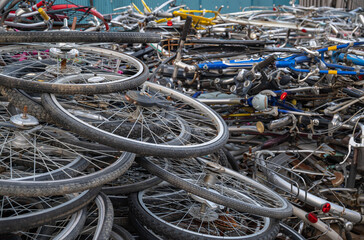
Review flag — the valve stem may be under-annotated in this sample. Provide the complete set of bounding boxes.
[22,106,28,119]
[61,59,67,71]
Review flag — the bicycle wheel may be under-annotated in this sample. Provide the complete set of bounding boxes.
[0,103,134,196]
[13,208,87,240]
[0,188,99,234]
[102,157,166,195]
[41,81,229,158]
[0,31,160,44]
[0,44,148,94]
[128,214,163,240]
[136,157,292,219]
[111,225,135,240]
[75,193,114,240]
[278,223,306,240]
[103,151,229,196]
[128,184,280,239]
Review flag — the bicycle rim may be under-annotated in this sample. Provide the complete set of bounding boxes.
[0,44,147,94]
[42,81,229,158]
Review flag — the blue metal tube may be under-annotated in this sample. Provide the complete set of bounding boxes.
[197,58,263,70]
[337,53,364,66]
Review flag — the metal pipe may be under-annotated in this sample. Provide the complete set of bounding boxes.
[7,11,40,18]
[228,126,261,133]
[219,16,325,33]
[263,157,363,223]
[267,116,293,130]
[3,21,46,28]
[198,98,242,105]
[292,206,344,240]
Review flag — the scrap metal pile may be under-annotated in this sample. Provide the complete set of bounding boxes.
[0,0,363,239]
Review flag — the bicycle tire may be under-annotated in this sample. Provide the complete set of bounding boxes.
[54,208,88,240]
[279,223,306,240]
[41,81,229,158]
[0,31,160,43]
[128,213,163,240]
[3,208,87,240]
[128,187,280,240]
[109,231,124,240]
[222,147,240,171]
[0,45,149,94]
[35,207,87,240]
[94,193,114,240]
[0,151,135,196]
[215,148,233,169]
[102,157,165,195]
[0,187,99,234]
[112,225,135,240]
[75,193,114,240]
[102,174,162,195]
[136,157,293,219]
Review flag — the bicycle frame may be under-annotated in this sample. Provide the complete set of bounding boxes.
[179,42,364,76]
[256,150,363,224]
[292,205,344,240]
[49,4,109,31]
[3,1,109,31]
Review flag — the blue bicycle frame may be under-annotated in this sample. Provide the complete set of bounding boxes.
[197,58,263,70]
[196,42,364,75]
[275,42,364,75]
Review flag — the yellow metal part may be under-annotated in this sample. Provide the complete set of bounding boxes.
[172,9,220,26]
[155,18,171,23]
[132,1,221,28]
[38,7,50,22]
[241,107,255,113]
[328,45,338,51]
[226,113,254,117]
[132,3,143,15]
[328,70,338,75]
[223,106,260,118]
[141,0,152,13]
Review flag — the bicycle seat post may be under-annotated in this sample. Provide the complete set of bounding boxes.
[172,16,192,82]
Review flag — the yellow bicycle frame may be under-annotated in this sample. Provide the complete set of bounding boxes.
[156,8,222,28]
[172,8,221,26]
[133,0,222,28]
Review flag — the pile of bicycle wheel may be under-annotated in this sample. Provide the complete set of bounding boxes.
[0,32,294,240]
[1,0,364,239]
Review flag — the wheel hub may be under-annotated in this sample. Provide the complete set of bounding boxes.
[125,90,159,107]
[45,65,82,76]
[188,206,219,222]
[10,113,39,127]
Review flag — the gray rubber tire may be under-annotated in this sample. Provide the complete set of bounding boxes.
[136,157,293,219]
[0,152,135,197]
[0,32,161,43]
[0,188,99,234]
[129,192,280,240]
[41,81,229,158]
[0,45,149,95]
